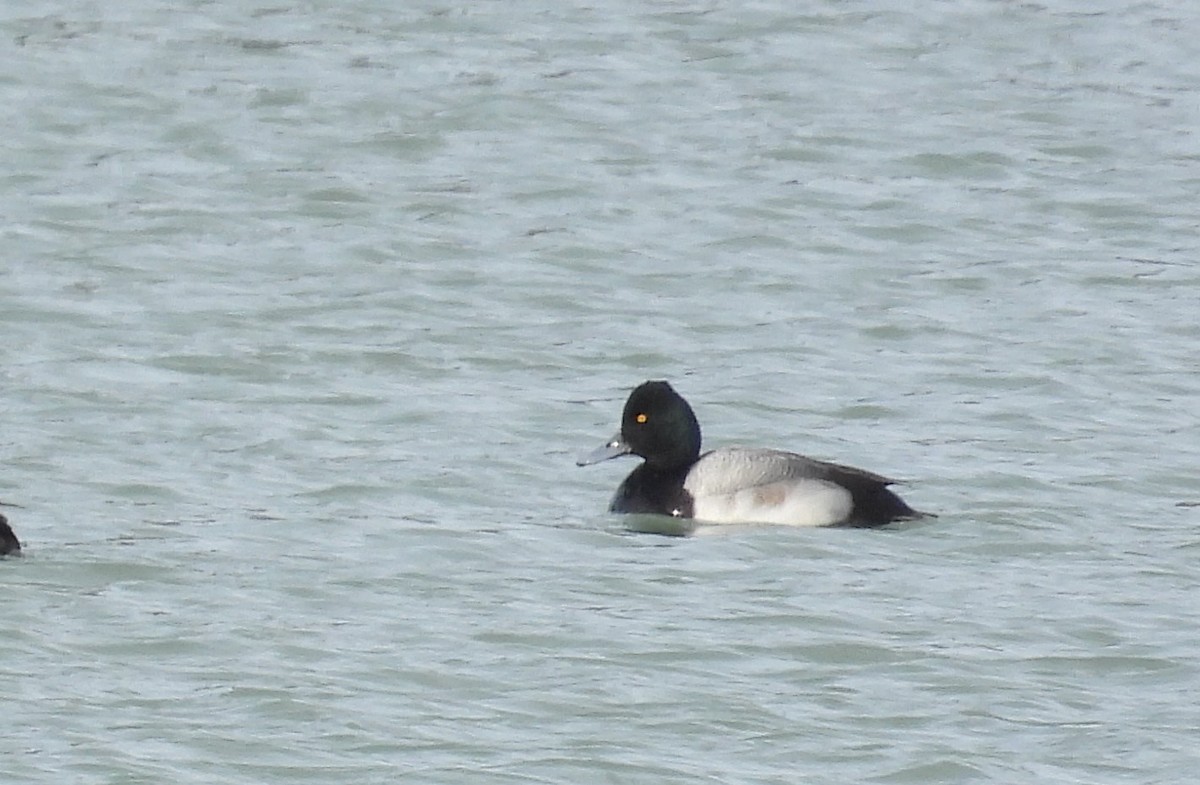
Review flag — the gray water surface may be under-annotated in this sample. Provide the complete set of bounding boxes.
[4,1,1199,783]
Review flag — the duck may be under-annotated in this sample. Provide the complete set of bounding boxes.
[577,380,929,528]
[0,513,20,556]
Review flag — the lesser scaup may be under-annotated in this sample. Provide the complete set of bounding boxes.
[0,513,20,556]
[578,380,929,528]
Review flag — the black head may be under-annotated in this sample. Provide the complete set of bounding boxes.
[617,381,703,469]
[577,380,704,470]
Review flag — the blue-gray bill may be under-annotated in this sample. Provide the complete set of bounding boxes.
[576,434,630,466]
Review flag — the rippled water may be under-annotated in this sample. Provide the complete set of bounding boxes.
[4,1,1199,783]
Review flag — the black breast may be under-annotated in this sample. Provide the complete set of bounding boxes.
[609,464,695,518]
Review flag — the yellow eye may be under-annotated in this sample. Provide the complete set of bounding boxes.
[636,413,648,424]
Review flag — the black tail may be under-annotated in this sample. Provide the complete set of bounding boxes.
[0,514,21,556]
[839,485,932,528]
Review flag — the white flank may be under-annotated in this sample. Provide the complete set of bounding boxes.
[688,478,853,527]
[682,446,856,527]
